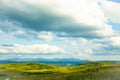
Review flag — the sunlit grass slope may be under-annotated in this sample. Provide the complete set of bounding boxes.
[0,62,120,80]
[2,62,69,73]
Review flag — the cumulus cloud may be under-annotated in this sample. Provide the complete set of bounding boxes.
[57,37,120,59]
[0,19,40,40]
[0,0,120,60]
[110,36,120,47]
[38,31,53,41]
[0,0,117,38]
[101,0,120,23]
[0,44,64,54]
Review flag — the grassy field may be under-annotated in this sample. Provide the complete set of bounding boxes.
[0,62,120,80]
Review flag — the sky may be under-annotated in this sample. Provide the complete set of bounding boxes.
[0,0,120,61]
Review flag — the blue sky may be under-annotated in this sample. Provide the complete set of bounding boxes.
[0,0,120,61]
[109,0,120,3]
[110,22,120,31]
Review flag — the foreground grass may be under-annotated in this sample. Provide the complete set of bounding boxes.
[0,62,120,80]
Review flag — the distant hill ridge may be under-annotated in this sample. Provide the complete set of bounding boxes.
[0,58,89,66]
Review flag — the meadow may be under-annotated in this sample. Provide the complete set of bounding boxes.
[0,62,120,80]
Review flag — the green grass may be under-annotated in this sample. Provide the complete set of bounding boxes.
[0,62,120,80]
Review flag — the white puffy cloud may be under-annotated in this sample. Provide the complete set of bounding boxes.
[0,44,64,54]
[110,36,120,47]
[0,0,120,61]
[101,0,120,23]
[38,31,52,41]
[0,0,117,38]
[56,38,96,59]
[56,37,120,60]
[0,20,20,33]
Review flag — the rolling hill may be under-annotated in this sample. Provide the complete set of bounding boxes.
[0,62,120,80]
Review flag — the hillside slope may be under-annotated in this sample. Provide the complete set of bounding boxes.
[0,62,120,80]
